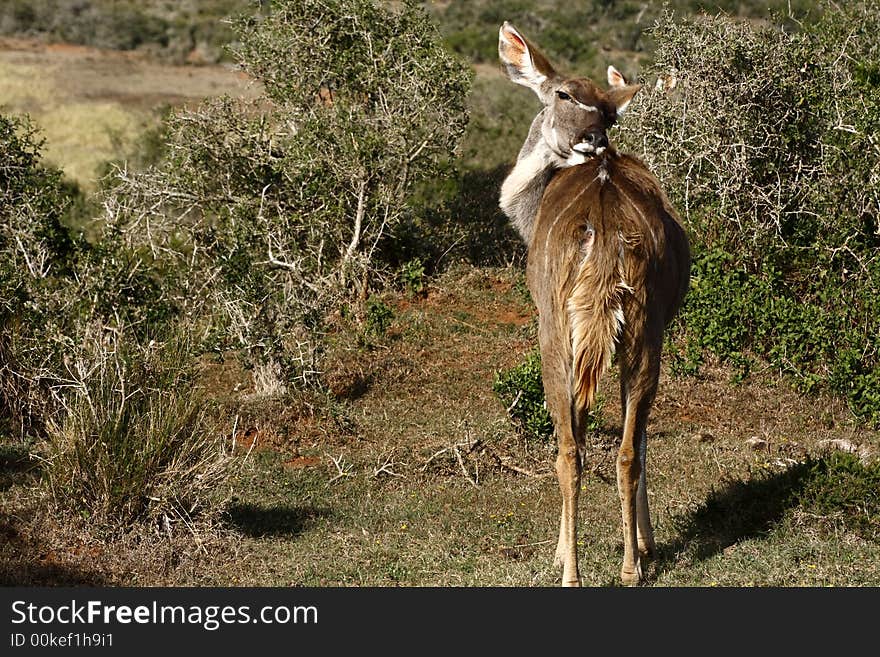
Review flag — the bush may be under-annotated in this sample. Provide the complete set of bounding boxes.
[0,0,246,62]
[103,0,472,391]
[493,351,555,441]
[618,4,880,424]
[0,113,82,438]
[0,111,187,440]
[494,350,604,441]
[44,329,228,530]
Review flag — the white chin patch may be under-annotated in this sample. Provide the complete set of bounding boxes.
[568,142,606,164]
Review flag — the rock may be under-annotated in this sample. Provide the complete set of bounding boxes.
[745,436,768,451]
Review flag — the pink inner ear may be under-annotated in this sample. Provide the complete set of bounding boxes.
[505,30,526,49]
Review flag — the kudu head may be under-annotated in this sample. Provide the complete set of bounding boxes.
[498,21,642,165]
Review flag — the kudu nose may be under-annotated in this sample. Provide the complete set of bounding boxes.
[584,131,608,150]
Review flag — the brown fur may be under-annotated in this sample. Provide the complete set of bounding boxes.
[527,150,690,586]
[497,21,690,586]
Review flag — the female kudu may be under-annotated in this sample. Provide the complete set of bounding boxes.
[498,22,690,586]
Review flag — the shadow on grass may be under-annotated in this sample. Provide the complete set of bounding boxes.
[1,445,107,585]
[653,460,815,576]
[0,514,108,586]
[0,443,40,492]
[333,372,374,402]
[223,502,331,539]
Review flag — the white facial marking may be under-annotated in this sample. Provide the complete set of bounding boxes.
[572,142,595,154]
[573,100,599,113]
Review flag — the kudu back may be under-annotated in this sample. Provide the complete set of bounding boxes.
[498,22,690,585]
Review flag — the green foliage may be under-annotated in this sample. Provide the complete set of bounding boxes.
[0,111,196,441]
[493,351,554,441]
[45,329,228,530]
[619,4,880,424]
[425,1,816,73]
[0,113,82,437]
[364,296,394,337]
[399,258,426,297]
[796,452,880,541]
[104,0,471,390]
[494,349,604,443]
[0,0,248,62]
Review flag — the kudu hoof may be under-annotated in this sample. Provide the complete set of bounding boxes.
[620,571,642,586]
[621,562,643,586]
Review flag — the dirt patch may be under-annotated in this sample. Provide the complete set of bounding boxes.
[283,455,322,470]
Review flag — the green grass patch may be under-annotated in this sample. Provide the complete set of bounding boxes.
[672,452,880,562]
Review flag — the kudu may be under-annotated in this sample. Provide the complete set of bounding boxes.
[498,22,690,586]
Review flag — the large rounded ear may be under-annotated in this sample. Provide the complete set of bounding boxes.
[498,21,559,103]
[607,65,628,88]
[607,82,642,117]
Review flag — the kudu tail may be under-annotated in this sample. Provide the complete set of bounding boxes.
[566,230,628,410]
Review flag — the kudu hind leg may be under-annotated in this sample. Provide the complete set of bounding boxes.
[617,352,660,585]
[554,436,581,586]
[635,428,656,558]
[541,342,583,586]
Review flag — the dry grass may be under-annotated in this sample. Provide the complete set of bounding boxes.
[0,37,257,190]
[4,264,878,586]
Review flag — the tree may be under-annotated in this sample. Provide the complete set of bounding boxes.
[104,0,472,391]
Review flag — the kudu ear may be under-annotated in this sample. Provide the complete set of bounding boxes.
[607,65,628,88]
[607,82,642,117]
[498,21,559,103]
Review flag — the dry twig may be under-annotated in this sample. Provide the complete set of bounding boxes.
[326,452,355,484]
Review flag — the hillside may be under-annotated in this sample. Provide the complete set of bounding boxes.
[0,36,256,190]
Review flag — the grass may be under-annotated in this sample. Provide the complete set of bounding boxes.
[2,0,878,587]
[4,265,879,586]
[0,40,254,191]
[44,331,230,531]
[0,57,143,190]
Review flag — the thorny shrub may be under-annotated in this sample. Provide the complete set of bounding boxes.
[0,113,81,439]
[617,5,880,424]
[0,113,182,441]
[103,0,472,392]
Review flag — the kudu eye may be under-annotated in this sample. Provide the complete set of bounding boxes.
[555,90,571,101]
